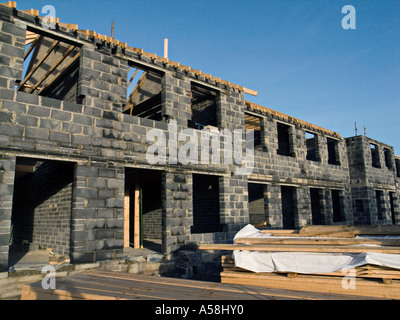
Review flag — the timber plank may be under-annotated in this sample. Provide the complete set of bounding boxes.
[299,225,400,237]
[20,270,367,300]
[84,271,278,299]
[199,243,400,254]
[260,225,400,238]
[234,237,400,246]
[63,274,249,300]
[221,271,398,299]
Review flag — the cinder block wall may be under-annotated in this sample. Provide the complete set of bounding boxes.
[11,160,74,255]
[248,107,354,228]
[0,4,399,271]
[346,135,399,225]
[0,155,16,271]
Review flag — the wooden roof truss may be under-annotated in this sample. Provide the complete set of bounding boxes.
[18,30,80,95]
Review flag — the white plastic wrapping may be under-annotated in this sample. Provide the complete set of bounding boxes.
[232,225,400,274]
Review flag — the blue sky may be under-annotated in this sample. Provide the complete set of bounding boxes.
[17,0,400,153]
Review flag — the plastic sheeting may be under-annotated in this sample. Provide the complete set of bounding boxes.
[232,225,400,274]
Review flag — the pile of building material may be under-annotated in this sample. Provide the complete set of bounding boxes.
[199,225,400,299]
[21,269,372,300]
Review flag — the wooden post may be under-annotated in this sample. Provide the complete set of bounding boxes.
[134,184,140,249]
[164,38,168,59]
[123,189,130,248]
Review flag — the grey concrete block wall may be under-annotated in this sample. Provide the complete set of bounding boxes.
[0,4,399,270]
[247,104,354,229]
[0,155,15,271]
[79,46,128,113]
[0,17,25,91]
[70,164,125,263]
[346,135,399,225]
[162,171,193,254]
[161,73,191,126]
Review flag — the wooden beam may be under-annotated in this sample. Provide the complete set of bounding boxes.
[38,51,80,95]
[77,29,96,37]
[127,68,139,88]
[221,271,400,299]
[18,39,60,90]
[243,87,258,96]
[128,93,161,117]
[124,190,130,248]
[0,1,16,8]
[21,9,39,16]
[299,225,400,237]
[58,23,78,31]
[133,185,140,249]
[24,37,39,46]
[234,237,400,246]
[199,243,400,254]
[28,44,76,93]
[261,229,299,235]
[126,71,147,107]
[164,38,168,59]
[15,164,35,173]
[126,46,144,55]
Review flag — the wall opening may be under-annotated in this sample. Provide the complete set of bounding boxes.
[310,188,324,225]
[281,186,296,229]
[277,123,292,156]
[124,168,162,252]
[123,63,163,121]
[305,131,318,161]
[18,27,81,103]
[248,183,265,225]
[191,174,222,233]
[189,83,218,130]
[389,192,396,225]
[384,148,393,169]
[245,113,262,148]
[375,190,384,221]
[370,143,380,168]
[9,157,75,266]
[331,190,344,222]
[396,158,400,178]
[327,137,340,165]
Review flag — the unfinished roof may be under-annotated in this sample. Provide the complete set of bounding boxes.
[1,1,257,97]
[19,30,80,96]
[245,100,341,138]
[3,1,340,139]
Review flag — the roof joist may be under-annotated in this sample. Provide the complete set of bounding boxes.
[28,44,76,93]
[20,29,80,95]
[38,51,80,95]
[18,38,60,90]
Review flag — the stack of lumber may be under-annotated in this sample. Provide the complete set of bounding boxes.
[20,269,372,300]
[199,225,400,299]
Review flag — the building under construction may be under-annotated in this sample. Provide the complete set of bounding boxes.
[0,2,399,273]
